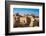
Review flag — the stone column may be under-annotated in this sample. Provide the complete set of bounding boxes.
[29,16,34,27]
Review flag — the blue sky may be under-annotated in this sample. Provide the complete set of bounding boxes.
[13,8,39,16]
